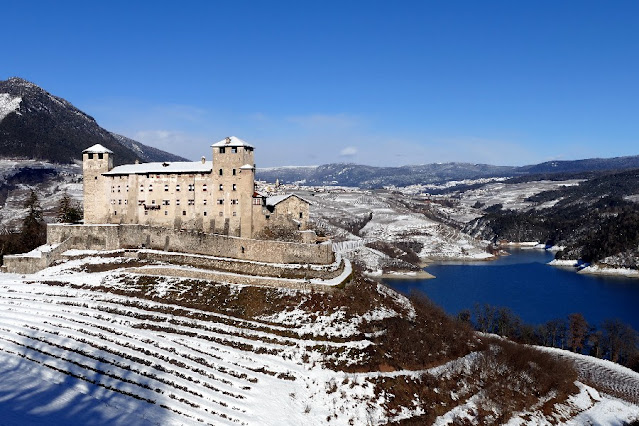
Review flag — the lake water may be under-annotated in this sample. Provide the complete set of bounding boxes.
[384,250,639,331]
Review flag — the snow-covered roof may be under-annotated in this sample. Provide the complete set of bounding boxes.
[103,161,213,176]
[211,136,254,149]
[266,194,311,207]
[83,144,113,154]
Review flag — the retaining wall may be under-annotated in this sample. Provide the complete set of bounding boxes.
[47,224,333,265]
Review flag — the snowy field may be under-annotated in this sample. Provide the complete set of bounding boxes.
[1,254,638,425]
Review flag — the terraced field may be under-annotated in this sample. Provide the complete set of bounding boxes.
[1,254,639,425]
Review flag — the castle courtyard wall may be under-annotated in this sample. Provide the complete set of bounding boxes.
[47,224,333,265]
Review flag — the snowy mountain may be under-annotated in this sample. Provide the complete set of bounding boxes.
[258,156,639,189]
[0,77,182,165]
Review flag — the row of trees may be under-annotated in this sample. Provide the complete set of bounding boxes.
[459,304,639,369]
[0,190,82,261]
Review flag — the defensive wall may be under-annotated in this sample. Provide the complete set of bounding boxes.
[137,251,344,280]
[47,224,334,265]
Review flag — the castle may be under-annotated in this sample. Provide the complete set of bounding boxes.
[83,136,309,238]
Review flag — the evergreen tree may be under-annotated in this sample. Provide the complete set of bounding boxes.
[57,192,83,223]
[20,189,46,250]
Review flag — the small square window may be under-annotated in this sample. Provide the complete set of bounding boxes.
[203,211,207,216]
[165,211,168,215]
[164,185,169,192]
[231,147,237,154]
[219,169,223,176]
[183,211,186,216]
[88,153,94,159]
[98,153,104,159]
[219,147,225,154]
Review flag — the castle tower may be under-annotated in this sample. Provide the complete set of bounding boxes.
[211,136,255,237]
[82,144,113,224]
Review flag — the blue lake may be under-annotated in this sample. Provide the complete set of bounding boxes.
[384,250,639,331]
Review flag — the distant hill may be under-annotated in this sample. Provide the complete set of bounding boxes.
[257,163,516,188]
[258,156,639,188]
[0,77,184,165]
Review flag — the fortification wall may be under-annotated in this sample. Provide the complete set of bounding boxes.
[137,251,344,280]
[47,224,333,265]
[2,237,75,274]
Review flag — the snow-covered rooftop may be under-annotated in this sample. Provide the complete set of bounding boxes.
[83,144,113,154]
[266,193,311,207]
[211,136,254,149]
[104,161,213,175]
[240,163,254,170]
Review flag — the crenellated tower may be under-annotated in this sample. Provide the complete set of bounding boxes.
[82,144,113,224]
[211,136,255,236]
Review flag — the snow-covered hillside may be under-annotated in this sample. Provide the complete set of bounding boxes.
[1,253,638,425]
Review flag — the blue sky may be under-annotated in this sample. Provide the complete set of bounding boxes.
[3,1,638,167]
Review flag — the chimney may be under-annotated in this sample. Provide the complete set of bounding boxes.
[201,156,206,164]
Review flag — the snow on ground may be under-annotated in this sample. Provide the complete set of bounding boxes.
[0,160,82,231]
[1,255,639,425]
[307,189,493,272]
[0,93,22,122]
[456,180,583,212]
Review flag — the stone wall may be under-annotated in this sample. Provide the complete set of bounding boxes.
[2,237,75,274]
[47,224,334,265]
[125,266,341,293]
[137,251,344,280]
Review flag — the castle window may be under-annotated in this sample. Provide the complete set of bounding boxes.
[165,211,168,215]
[203,211,207,216]
[88,153,93,159]
[176,199,180,205]
[162,200,170,206]
[125,200,128,205]
[217,199,224,205]
[164,185,169,192]
[176,184,181,191]
[140,184,144,191]
[219,184,223,190]
[231,147,237,154]
[114,210,116,215]
[232,184,237,191]
[219,147,225,154]
[117,186,121,192]
[151,200,156,205]
[188,199,195,205]
[118,200,121,205]
[111,186,114,193]
[203,199,207,205]
[145,211,148,216]
[219,169,223,176]
[126,185,129,192]
[188,184,194,191]
[98,153,104,159]
[183,211,186,216]
[95,176,98,180]
[148,184,153,192]
[232,169,236,176]
[232,211,237,216]
[202,184,207,191]
[231,199,238,205]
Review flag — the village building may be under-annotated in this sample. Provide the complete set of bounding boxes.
[82,136,310,238]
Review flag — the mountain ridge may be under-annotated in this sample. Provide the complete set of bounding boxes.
[0,77,186,165]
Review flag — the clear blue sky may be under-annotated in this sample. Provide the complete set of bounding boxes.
[3,0,638,167]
